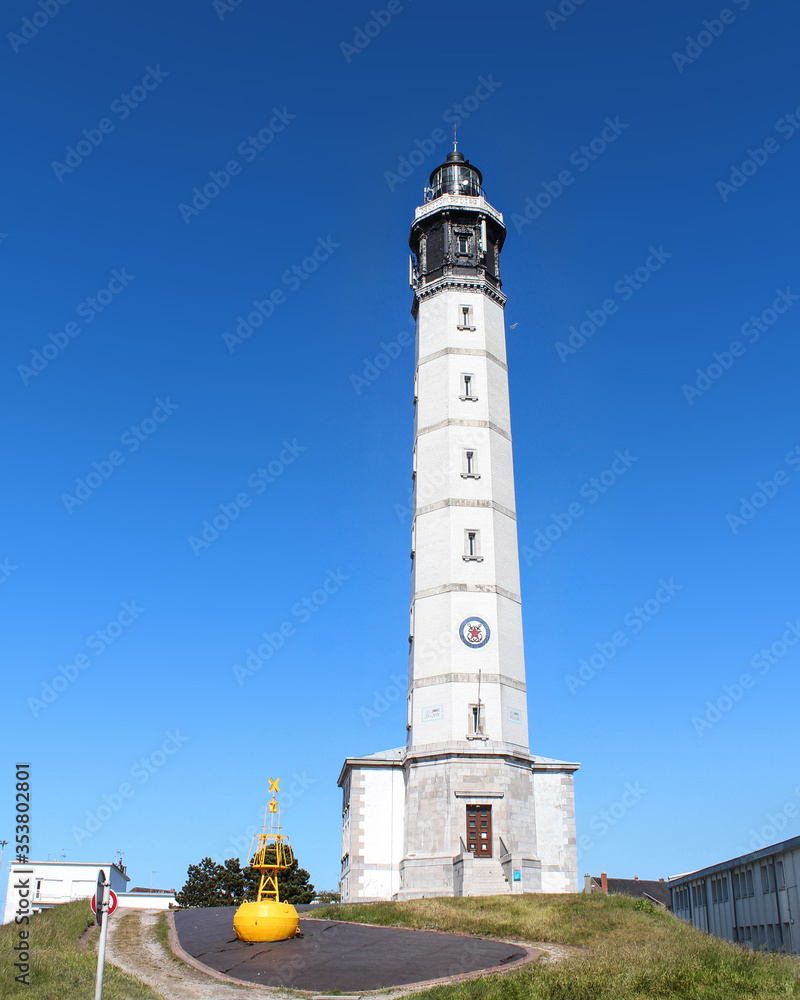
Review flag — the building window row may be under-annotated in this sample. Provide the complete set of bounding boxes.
[674,886,690,911]
[733,869,755,899]
[761,860,785,893]
[734,923,787,951]
[711,876,729,904]
[691,883,707,908]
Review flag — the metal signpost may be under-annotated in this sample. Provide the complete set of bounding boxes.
[92,869,116,1000]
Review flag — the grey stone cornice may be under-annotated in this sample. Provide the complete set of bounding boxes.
[412,582,522,604]
[402,741,581,773]
[415,277,507,308]
[418,347,508,372]
[416,418,512,442]
[415,498,517,520]
[412,672,526,693]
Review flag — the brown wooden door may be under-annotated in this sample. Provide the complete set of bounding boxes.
[466,805,492,858]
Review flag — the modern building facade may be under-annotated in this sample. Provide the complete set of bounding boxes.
[339,147,579,902]
[670,836,800,953]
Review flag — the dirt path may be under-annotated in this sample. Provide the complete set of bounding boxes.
[105,909,293,1000]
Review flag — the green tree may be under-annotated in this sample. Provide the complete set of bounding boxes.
[242,855,315,904]
[176,854,315,907]
[175,857,245,908]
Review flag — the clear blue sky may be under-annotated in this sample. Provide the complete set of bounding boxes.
[2,0,799,900]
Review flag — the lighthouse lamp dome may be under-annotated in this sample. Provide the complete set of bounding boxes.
[428,149,483,199]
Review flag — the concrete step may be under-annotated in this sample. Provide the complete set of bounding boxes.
[464,859,511,896]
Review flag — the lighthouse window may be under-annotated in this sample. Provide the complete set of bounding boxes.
[469,704,484,734]
[458,305,475,330]
[462,450,480,479]
[460,373,477,400]
[463,529,482,561]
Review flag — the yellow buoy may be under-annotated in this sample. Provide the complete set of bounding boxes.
[233,777,300,943]
[233,900,299,942]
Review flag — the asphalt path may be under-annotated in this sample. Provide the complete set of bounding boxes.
[173,906,527,991]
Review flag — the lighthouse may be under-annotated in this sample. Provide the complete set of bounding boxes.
[338,147,579,901]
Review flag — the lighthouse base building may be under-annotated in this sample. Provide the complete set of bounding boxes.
[338,148,579,902]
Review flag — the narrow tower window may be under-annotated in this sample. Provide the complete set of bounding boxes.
[460,373,477,400]
[461,450,480,479]
[457,305,475,330]
[457,234,470,255]
[463,529,483,561]
[468,704,484,735]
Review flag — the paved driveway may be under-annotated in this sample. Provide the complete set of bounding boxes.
[174,907,528,992]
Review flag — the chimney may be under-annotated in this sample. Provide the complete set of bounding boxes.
[601,872,608,893]
[659,878,664,883]
[583,874,593,894]
[634,876,638,881]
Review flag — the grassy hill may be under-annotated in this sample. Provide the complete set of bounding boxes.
[0,900,161,1000]
[313,894,800,999]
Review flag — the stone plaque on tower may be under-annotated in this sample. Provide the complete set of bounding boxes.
[338,146,579,902]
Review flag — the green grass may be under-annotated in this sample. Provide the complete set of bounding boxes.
[154,911,170,952]
[0,900,162,1000]
[312,894,800,999]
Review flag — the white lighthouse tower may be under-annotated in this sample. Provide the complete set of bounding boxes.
[338,147,579,901]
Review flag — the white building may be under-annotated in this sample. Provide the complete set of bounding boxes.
[3,860,129,923]
[339,147,579,902]
[3,860,176,922]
